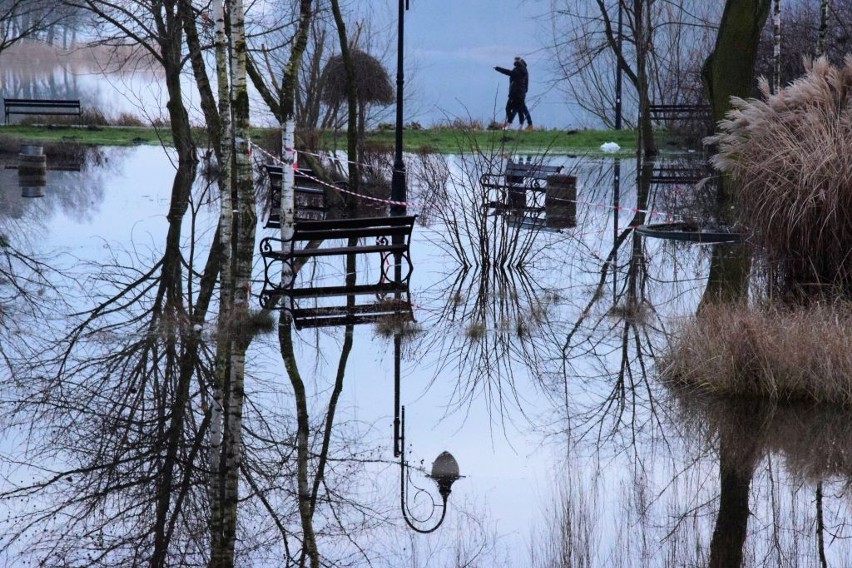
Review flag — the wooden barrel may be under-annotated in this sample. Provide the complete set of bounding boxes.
[545,174,577,229]
[18,144,47,197]
[19,146,46,174]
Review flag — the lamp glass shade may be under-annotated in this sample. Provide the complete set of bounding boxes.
[429,451,460,498]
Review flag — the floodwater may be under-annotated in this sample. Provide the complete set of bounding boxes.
[2,142,852,567]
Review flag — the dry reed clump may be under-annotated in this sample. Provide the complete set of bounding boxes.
[708,56,852,299]
[666,386,852,480]
[661,302,852,405]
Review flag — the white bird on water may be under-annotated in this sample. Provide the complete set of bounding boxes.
[600,141,620,153]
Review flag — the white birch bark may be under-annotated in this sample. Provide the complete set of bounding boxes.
[209,0,232,561]
[222,0,253,563]
[281,119,296,283]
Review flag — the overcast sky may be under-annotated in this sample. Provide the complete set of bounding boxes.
[366,0,591,129]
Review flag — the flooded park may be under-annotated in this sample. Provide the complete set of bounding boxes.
[3,0,852,566]
[2,138,852,566]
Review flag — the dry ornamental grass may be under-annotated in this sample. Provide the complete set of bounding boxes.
[661,303,852,405]
[708,56,852,300]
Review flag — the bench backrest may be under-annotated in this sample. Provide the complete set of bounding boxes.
[290,215,416,243]
[505,162,563,179]
[647,104,711,119]
[5,98,81,106]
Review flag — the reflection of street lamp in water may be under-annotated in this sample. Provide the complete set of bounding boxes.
[397,406,462,533]
[391,0,461,532]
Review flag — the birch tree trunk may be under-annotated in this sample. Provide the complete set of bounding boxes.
[208,0,233,563]
[279,0,313,280]
[207,0,255,565]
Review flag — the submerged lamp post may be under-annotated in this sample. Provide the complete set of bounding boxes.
[391,1,460,531]
[615,0,623,130]
[397,407,462,533]
[391,0,409,218]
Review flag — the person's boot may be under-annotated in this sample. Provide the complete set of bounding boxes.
[526,123,534,131]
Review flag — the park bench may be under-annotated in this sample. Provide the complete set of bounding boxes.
[647,104,711,122]
[263,164,328,227]
[480,159,564,209]
[648,160,714,185]
[258,215,416,328]
[4,98,82,124]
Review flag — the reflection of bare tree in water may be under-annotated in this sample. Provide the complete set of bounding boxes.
[558,159,665,438]
[410,144,567,417]
[668,388,852,566]
[418,264,557,415]
[0,159,217,564]
[0,229,59,366]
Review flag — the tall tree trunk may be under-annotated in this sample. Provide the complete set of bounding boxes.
[699,0,769,308]
[817,0,829,56]
[772,0,781,93]
[329,0,360,198]
[634,0,657,158]
[279,322,320,568]
[213,0,255,565]
[149,3,201,564]
[208,0,233,564]
[279,0,314,264]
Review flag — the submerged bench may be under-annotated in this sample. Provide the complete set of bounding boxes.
[258,215,417,327]
[4,98,82,124]
[647,104,711,122]
[648,161,713,185]
[263,164,328,227]
[481,159,564,209]
[481,160,564,191]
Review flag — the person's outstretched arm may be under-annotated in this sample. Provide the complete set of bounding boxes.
[494,66,511,76]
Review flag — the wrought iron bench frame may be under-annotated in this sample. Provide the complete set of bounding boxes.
[258,215,417,326]
[480,160,564,210]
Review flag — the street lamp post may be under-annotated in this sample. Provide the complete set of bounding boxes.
[391,0,409,218]
[615,0,623,130]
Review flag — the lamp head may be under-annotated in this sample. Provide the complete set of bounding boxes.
[428,451,461,500]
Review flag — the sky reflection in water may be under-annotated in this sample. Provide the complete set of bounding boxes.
[2,144,852,566]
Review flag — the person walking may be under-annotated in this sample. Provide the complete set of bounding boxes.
[495,56,533,130]
[517,58,533,129]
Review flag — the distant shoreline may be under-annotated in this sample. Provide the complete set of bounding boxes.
[0,124,640,156]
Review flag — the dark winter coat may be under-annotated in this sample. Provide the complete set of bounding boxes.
[495,61,528,100]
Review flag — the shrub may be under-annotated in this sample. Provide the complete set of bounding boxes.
[112,112,146,127]
[709,57,852,300]
[80,108,109,126]
[661,302,852,405]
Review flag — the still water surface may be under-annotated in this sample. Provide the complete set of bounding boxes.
[2,145,852,566]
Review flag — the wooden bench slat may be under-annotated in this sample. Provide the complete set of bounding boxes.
[648,104,711,119]
[291,226,412,241]
[5,98,82,124]
[267,282,408,298]
[262,243,408,259]
[293,215,416,230]
[292,303,411,317]
[291,310,412,329]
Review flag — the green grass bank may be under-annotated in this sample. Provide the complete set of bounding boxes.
[0,124,639,155]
